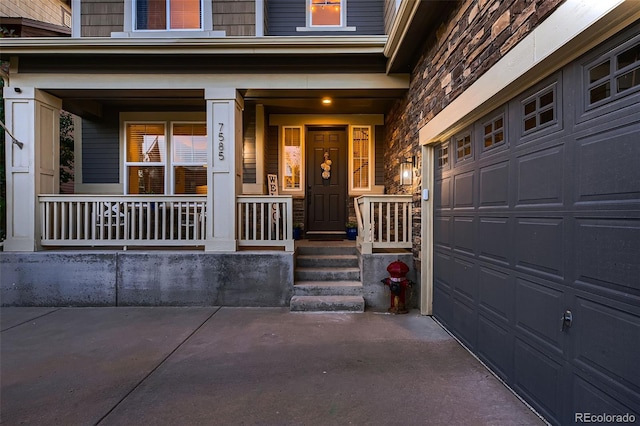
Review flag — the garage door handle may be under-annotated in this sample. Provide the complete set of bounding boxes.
[561,310,573,332]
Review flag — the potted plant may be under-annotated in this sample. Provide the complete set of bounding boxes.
[345,221,358,240]
[293,223,304,240]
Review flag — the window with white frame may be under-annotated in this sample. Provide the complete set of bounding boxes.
[125,121,207,194]
[135,0,203,31]
[310,0,344,27]
[351,126,371,190]
[282,127,302,191]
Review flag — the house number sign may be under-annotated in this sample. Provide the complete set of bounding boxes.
[218,122,225,160]
[212,102,230,173]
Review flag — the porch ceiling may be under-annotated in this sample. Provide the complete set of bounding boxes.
[46,88,405,117]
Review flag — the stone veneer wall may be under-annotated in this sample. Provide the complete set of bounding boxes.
[383,0,564,268]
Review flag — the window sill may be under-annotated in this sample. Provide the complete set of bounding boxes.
[295,26,356,32]
[111,30,227,38]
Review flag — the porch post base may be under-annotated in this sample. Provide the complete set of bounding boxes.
[205,239,238,252]
[3,238,36,252]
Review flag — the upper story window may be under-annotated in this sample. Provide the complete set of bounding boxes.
[311,0,343,26]
[297,0,355,32]
[586,38,640,107]
[135,0,203,31]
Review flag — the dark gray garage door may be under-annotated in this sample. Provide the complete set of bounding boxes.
[433,23,640,425]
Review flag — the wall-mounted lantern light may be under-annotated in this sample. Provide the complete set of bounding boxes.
[399,156,414,186]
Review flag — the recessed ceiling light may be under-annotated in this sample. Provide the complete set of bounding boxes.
[322,97,332,105]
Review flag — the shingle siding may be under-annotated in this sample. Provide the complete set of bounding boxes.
[81,0,124,37]
[213,0,256,36]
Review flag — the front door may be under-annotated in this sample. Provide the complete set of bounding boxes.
[306,127,347,232]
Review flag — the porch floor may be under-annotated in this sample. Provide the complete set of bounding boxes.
[0,307,546,425]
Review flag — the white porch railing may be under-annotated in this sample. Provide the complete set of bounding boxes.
[355,195,413,254]
[236,195,294,251]
[39,195,207,247]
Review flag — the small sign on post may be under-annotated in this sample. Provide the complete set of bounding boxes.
[267,174,280,226]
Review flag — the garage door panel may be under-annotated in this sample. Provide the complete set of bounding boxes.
[434,251,453,286]
[571,296,640,394]
[434,216,452,249]
[575,218,640,295]
[435,176,451,209]
[453,216,475,255]
[433,281,453,326]
[452,257,477,303]
[478,314,513,381]
[571,372,640,421]
[514,338,564,423]
[515,277,566,356]
[575,125,640,204]
[453,171,474,208]
[515,217,565,279]
[478,217,511,266]
[452,297,477,349]
[478,265,513,323]
[515,145,565,206]
[479,160,509,207]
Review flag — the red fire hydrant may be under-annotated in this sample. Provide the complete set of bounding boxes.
[381,260,413,314]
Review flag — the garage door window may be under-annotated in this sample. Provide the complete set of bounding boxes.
[483,114,505,150]
[437,143,449,168]
[522,85,556,134]
[455,133,472,163]
[586,38,640,107]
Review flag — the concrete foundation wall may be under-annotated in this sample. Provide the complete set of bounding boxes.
[360,252,418,311]
[1,251,293,307]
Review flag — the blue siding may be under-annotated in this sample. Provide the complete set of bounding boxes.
[267,0,384,36]
[82,112,120,184]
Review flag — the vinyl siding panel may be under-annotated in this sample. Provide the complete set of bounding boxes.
[267,0,384,36]
[243,105,257,184]
[82,112,120,184]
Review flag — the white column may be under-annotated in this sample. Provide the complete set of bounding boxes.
[3,87,61,251]
[205,88,244,252]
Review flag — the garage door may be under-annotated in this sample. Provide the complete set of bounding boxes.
[433,24,640,425]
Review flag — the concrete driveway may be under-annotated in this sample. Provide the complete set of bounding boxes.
[1,307,546,425]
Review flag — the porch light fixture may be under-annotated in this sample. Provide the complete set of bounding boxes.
[399,156,414,186]
[321,97,332,105]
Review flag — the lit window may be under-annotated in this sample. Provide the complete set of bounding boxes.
[283,127,302,190]
[135,0,202,30]
[125,121,207,194]
[352,126,370,190]
[310,0,343,27]
[172,123,207,194]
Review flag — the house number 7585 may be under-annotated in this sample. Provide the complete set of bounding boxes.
[218,122,225,160]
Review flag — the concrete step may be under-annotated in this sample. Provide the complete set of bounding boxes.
[296,254,359,268]
[293,281,363,297]
[295,267,360,282]
[296,244,357,256]
[290,295,365,313]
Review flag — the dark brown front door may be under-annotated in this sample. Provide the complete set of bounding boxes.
[306,127,347,232]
